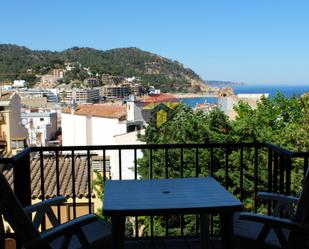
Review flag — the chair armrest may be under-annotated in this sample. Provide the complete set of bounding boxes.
[257,192,299,204]
[24,196,67,214]
[40,214,99,240]
[27,214,105,248]
[239,212,309,232]
[24,196,67,229]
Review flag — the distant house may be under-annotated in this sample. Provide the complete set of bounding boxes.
[218,93,269,120]
[13,80,25,88]
[84,78,101,87]
[61,103,142,146]
[0,92,28,153]
[61,103,144,179]
[52,69,65,78]
[21,110,58,147]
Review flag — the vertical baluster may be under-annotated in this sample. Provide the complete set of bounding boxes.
[195,147,199,178]
[240,147,244,202]
[165,148,168,238]
[180,148,184,178]
[71,150,77,219]
[87,150,92,214]
[103,149,106,181]
[285,156,292,195]
[225,147,229,189]
[39,150,46,230]
[165,148,168,179]
[149,149,153,179]
[149,148,153,241]
[254,147,258,213]
[196,149,199,236]
[134,149,138,180]
[118,149,122,180]
[279,155,285,194]
[273,152,279,193]
[55,150,61,223]
[180,148,184,237]
[210,148,214,177]
[304,156,309,177]
[210,147,214,236]
[134,148,138,239]
[267,149,273,215]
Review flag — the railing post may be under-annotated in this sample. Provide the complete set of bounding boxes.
[13,153,31,207]
[13,153,31,249]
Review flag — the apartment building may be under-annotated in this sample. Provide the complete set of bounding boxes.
[21,110,58,147]
[61,103,143,179]
[0,92,28,153]
[19,89,59,102]
[59,88,100,104]
[101,85,130,99]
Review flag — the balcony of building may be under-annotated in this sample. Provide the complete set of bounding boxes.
[0,142,308,249]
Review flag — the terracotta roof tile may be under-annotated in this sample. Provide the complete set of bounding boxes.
[1,155,95,199]
[62,104,127,120]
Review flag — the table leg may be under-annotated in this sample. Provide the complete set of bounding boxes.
[111,215,125,249]
[220,212,234,249]
[200,213,210,249]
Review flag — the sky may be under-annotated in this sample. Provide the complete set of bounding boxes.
[1,0,309,85]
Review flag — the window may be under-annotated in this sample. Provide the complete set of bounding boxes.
[11,140,25,149]
[40,118,44,121]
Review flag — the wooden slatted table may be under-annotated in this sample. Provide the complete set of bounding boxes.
[103,177,243,249]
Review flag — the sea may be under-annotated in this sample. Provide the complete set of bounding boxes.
[179,84,309,108]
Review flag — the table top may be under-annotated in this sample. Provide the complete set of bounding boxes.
[103,177,243,216]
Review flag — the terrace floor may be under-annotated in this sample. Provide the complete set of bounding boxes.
[124,238,222,249]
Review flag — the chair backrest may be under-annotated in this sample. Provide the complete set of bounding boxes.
[293,166,309,225]
[286,166,309,248]
[0,171,39,244]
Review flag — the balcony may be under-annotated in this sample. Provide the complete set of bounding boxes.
[0,142,308,249]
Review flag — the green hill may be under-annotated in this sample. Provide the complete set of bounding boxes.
[0,44,207,92]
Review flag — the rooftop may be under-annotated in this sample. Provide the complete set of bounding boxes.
[62,104,127,120]
[1,154,93,199]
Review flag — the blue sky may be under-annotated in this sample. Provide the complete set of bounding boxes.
[1,0,309,85]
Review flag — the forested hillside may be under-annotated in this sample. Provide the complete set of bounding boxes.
[0,44,207,92]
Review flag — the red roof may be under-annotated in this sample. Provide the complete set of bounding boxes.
[62,104,127,120]
[142,93,178,103]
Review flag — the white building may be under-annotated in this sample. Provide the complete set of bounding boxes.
[0,92,28,153]
[61,103,144,179]
[13,80,26,88]
[218,93,269,120]
[21,111,58,147]
[111,130,144,180]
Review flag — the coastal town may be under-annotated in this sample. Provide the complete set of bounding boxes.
[0,61,270,227]
[1,0,309,248]
[0,63,268,154]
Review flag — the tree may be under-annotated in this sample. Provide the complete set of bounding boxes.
[94,94,308,237]
[135,94,308,236]
[137,104,231,236]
